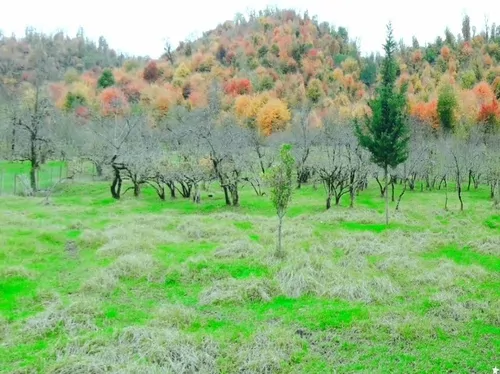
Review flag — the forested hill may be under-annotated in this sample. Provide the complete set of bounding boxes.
[0,28,142,83]
[6,8,500,133]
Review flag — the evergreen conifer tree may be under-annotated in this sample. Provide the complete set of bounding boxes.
[355,23,410,225]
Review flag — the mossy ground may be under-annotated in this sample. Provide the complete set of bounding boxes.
[0,163,498,373]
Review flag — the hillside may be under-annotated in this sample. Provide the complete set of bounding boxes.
[47,9,500,133]
[0,28,139,85]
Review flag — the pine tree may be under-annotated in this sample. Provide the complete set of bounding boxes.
[355,23,409,225]
[97,69,115,89]
[437,83,457,132]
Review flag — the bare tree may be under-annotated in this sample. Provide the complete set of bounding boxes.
[441,136,468,211]
[394,121,433,210]
[290,105,320,189]
[313,114,369,209]
[1,39,60,192]
[162,39,175,64]
[185,84,250,206]
[86,114,143,199]
[484,133,500,205]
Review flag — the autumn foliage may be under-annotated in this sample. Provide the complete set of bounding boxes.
[143,61,160,83]
[256,98,291,135]
[98,87,129,116]
[37,8,500,136]
[224,78,252,96]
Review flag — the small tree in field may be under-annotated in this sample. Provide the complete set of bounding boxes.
[355,23,409,225]
[266,144,295,259]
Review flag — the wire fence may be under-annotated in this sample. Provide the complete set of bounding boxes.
[0,161,97,196]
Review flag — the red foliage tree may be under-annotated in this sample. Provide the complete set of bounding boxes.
[143,61,160,83]
[224,78,252,96]
[477,99,500,126]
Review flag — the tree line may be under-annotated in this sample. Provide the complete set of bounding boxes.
[1,26,499,219]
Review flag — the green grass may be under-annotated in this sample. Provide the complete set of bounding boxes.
[0,168,499,373]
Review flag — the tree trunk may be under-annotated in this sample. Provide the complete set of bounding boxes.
[444,182,448,211]
[384,165,389,225]
[473,174,480,189]
[110,166,122,199]
[457,180,463,211]
[375,175,385,197]
[494,179,500,207]
[467,169,472,191]
[193,183,201,204]
[256,145,266,175]
[11,124,16,160]
[158,188,165,201]
[29,164,37,193]
[395,179,407,211]
[349,184,355,208]
[230,184,239,207]
[296,170,302,189]
[391,178,395,202]
[133,182,141,197]
[335,194,342,206]
[29,133,38,192]
[167,181,176,199]
[222,186,231,206]
[326,195,331,210]
[95,163,103,178]
[276,215,284,259]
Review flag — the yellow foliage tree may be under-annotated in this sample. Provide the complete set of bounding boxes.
[256,98,291,135]
[174,63,191,80]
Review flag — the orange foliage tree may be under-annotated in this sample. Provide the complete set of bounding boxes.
[224,78,252,96]
[478,99,500,127]
[98,87,129,116]
[256,98,291,135]
[410,100,439,128]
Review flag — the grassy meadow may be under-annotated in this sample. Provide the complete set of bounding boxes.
[0,163,499,373]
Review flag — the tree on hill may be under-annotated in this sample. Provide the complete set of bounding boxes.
[437,84,457,132]
[355,23,410,225]
[98,69,115,89]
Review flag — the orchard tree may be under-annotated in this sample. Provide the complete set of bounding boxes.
[290,104,320,189]
[266,144,295,259]
[355,23,410,225]
[1,39,61,192]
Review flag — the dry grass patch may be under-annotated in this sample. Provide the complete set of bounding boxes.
[108,253,156,280]
[80,269,119,296]
[275,251,401,303]
[199,277,278,305]
[23,297,103,338]
[214,239,264,259]
[48,327,219,373]
[177,217,240,243]
[0,265,36,280]
[151,303,199,329]
[231,326,305,374]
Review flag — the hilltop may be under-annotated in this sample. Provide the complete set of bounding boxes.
[0,28,142,85]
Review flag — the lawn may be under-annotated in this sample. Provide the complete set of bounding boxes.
[0,167,499,373]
